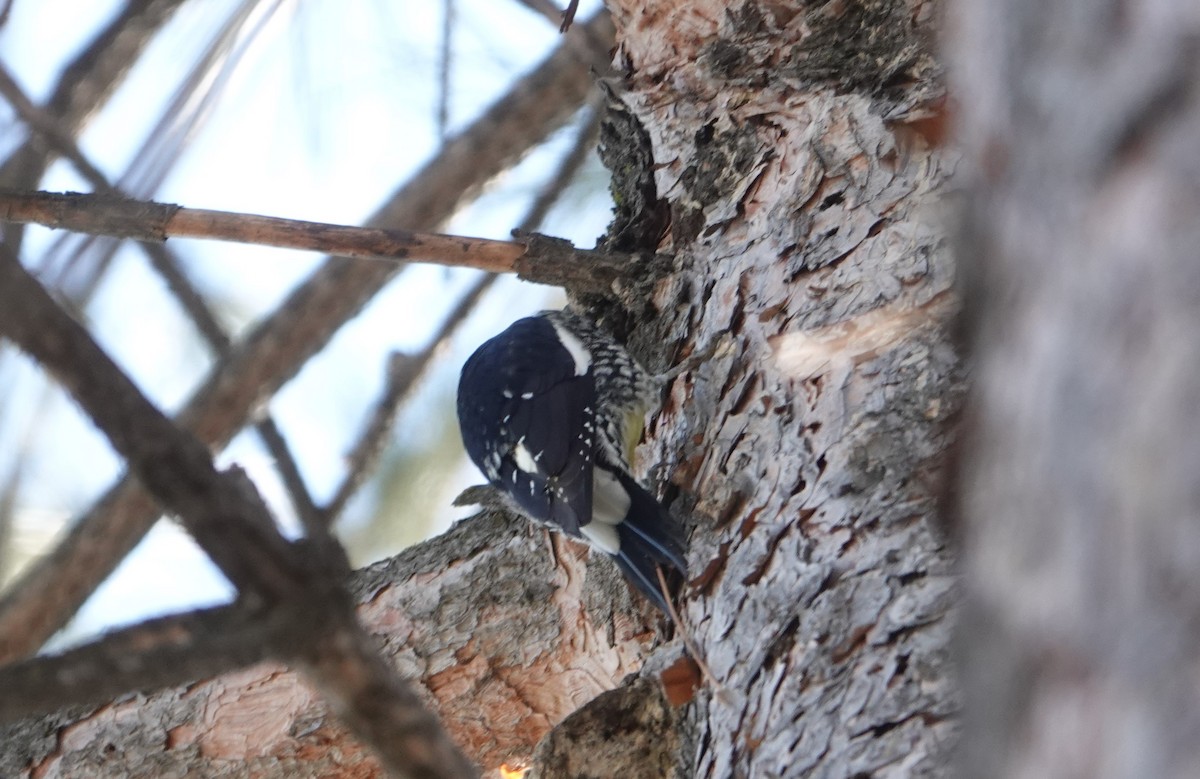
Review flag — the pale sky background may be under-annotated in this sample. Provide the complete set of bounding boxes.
[0,0,610,648]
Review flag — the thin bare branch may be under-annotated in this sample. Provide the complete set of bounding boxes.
[0,0,185,190]
[322,274,496,524]
[560,0,580,32]
[256,419,325,535]
[0,10,614,664]
[0,190,525,272]
[137,242,228,342]
[437,0,454,139]
[0,189,641,289]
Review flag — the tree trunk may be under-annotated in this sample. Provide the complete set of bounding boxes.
[579,1,959,776]
[1,1,963,776]
[952,1,1200,776]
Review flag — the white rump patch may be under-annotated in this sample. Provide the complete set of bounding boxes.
[579,469,631,555]
[592,468,631,526]
[551,320,592,376]
[580,523,621,555]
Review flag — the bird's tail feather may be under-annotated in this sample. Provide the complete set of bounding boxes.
[610,469,687,612]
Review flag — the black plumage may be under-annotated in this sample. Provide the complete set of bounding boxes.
[457,311,686,611]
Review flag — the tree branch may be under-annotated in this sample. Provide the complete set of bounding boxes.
[0,513,650,775]
[0,189,644,293]
[0,603,275,723]
[0,57,325,532]
[0,66,111,187]
[0,0,185,190]
[322,277,493,525]
[0,248,477,779]
[0,190,523,271]
[0,251,301,598]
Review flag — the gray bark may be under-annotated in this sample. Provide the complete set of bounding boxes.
[543,0,962,776]
[952,1,1200,777]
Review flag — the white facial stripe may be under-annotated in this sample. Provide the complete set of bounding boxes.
[592,468,631,526]
[513,442,539,474]
[580,522,620,555]
[551,320,592,376]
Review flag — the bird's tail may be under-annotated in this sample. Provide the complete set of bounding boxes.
[608,469,687,612]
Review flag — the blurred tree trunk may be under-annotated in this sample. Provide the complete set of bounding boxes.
[952,1,1200,777]
[1,1,962,777]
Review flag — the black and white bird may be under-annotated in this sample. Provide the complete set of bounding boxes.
[456,309,686,611]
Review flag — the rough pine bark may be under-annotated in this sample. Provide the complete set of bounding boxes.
[538,0,961,776]
[952,1,1200,777]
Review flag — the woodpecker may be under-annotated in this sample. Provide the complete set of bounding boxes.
[456,309,686,611]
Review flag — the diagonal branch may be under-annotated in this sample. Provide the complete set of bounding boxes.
[560,0,580,31]
[0,250,307,600]
[0,0,186,190]
[322,276,496,525]
[0,67,111,186]
[0,10,615,665]
[0,603,276,723]
[0,248,478,779]
[0,59,323,530]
